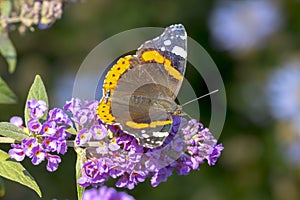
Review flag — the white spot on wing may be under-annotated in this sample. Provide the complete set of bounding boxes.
[172,46,187,58]
[164,40,171,46]
[180,35,187,40]
[152,131,169,137]
[161,47,166,51]
[142,133,149,138]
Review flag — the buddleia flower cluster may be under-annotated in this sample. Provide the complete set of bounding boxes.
[0,0,66,33]
[9,99,71,171]
[8,98,223,192]
[63,98,224,190]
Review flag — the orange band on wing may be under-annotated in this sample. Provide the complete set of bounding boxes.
[102,56,132,94]
[141,50,183,81]
[98,55,132,124]
[125,120,173,129]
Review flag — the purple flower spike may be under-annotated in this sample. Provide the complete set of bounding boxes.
[8,98,75,172]
[9,116,23,127]
[75,106,223,189]
[10,97,227,189]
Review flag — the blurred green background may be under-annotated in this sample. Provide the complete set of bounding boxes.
[1,0,300,199]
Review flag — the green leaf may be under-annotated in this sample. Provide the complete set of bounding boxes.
[0,150,42,197]
[0,76,17,104]
[66,126,77,135]
[0,1,16,74]
[0,177,5,197]
[0,33,16,74]
[0,0,12,17]
[0,122,29,142]
[24,75,49,126]
[75,147,85,200]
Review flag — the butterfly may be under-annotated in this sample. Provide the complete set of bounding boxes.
[97,24,187,148]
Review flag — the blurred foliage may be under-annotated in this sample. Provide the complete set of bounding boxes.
[0,0,300,200]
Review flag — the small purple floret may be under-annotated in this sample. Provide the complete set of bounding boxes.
[82,186,135,200]
[9,116,23,127]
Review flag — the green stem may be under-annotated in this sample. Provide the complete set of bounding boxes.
[66,140,101,148]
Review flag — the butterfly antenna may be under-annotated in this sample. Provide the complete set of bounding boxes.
[181,89,219,107]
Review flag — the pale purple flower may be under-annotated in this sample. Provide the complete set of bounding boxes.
[65,99,99,129]
[96,141,109,155]
[209,0,282,52]
[27,119,42,133]
[56,139,67,155]
[108,138,120,151]
[207,143,224,166]
[266,61,300,165]
[31,145,46,165]
[46,154,61,172]
[27,99,47,119]
[80,160,109,186]
[150,167,173,187]
[77,176,92,188]
[116,174,129,188]
[64,98,82,115]
[266,63,300,126]
[53,126,67,138]
[75,128,92,146]
[41,120,57,136]
[8,144,25,161]
[84,100,99,112]
[48,108,72,126]
[109,166,124,179]
[74,108,94,126]
[42,137,57,152]
[91,124,107,140]
[82,186,135,200]
[127,171,147,190]
[9,116,23,127]
[22,138,38,157]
